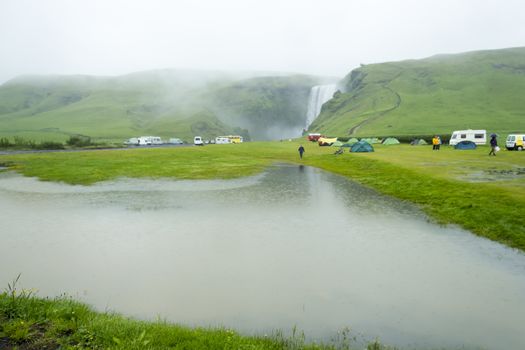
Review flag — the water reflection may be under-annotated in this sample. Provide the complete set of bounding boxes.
[0,165,524,350]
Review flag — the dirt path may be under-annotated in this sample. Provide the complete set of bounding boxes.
[348,72,402,135]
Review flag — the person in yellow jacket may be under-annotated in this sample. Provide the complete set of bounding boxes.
[432,135,440,150]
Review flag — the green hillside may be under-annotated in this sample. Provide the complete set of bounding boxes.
[310,47,525,137]
[0,71,323,143]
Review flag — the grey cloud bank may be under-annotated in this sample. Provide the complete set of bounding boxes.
[1,0,524,83]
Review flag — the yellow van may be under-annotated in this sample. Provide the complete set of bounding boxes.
[506,134,525,151]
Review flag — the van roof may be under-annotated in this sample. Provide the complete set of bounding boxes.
[452,129,486,132]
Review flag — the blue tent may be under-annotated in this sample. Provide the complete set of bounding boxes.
[350,140,374,152]
[454,140,477,150]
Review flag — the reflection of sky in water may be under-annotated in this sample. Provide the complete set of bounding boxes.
[1,165,524,350]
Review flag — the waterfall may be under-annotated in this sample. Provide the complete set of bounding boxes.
[305,84,337,129]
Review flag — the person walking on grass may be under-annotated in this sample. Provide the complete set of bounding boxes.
[489,134,498,156]
[298,145,305,159]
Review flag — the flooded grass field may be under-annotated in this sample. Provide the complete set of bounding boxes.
[1,165,524,349]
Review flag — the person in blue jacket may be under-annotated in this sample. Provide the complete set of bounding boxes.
[489,134,498,156]
[298,145,305,159]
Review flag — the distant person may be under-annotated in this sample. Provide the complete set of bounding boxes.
[437,136,442,150]
[489,134,498,156]
[432,135,439,150]
[298,145,305,159]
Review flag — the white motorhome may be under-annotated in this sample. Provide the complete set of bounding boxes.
[138,136,163,145]
[194,136,204,146]
[449,129,486,146]
[138,136,152,145]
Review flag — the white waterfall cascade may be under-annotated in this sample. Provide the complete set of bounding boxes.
[304,84,337,129]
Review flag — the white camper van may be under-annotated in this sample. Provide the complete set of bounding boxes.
[138,136,152,145]
[138,136,163,145]
[449,129,486,146]
[506,134,525,151]
[194,136,204,146]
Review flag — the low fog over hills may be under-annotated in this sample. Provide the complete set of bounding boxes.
[0,70,336,142]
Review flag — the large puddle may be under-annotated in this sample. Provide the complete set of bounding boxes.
[0,165,524,349]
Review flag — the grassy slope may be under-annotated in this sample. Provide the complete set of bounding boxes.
[311,47,525,137]
[0,72,321,143]
[1,142,524,250]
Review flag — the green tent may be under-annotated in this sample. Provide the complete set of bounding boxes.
[361,137,381,144]
[410,139,428,145]
[382,137,400,145]
[331,141,344,147]
[350,140,374,152]
[339,137,359,147]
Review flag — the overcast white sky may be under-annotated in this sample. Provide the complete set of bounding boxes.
[1,0,524,83]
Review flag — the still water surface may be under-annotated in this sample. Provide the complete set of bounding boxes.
[0,165,524,349]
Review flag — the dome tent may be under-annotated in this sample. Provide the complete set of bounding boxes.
[341,138,359,147]
[350,140,374,152]
[361,137,381,144]
[382,137,400,145]
[410,138,428,145]
[331,141,344,147]
[454,140,477,150]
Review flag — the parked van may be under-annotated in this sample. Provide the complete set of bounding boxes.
[194,136,204,146]
[215,137,230,144]
[138,136,163,145]
[449,129,486,146]
[168,138,184,145]
[227,135,243,144]
[506,134,525,151]
[138,136,152,145]
[150,136,163,145]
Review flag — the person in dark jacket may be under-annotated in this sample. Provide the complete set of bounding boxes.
[298,145,305,159]
[489,134,498,156]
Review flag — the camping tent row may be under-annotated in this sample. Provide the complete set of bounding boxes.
[329,140,375,152]
[326,137,400,147]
